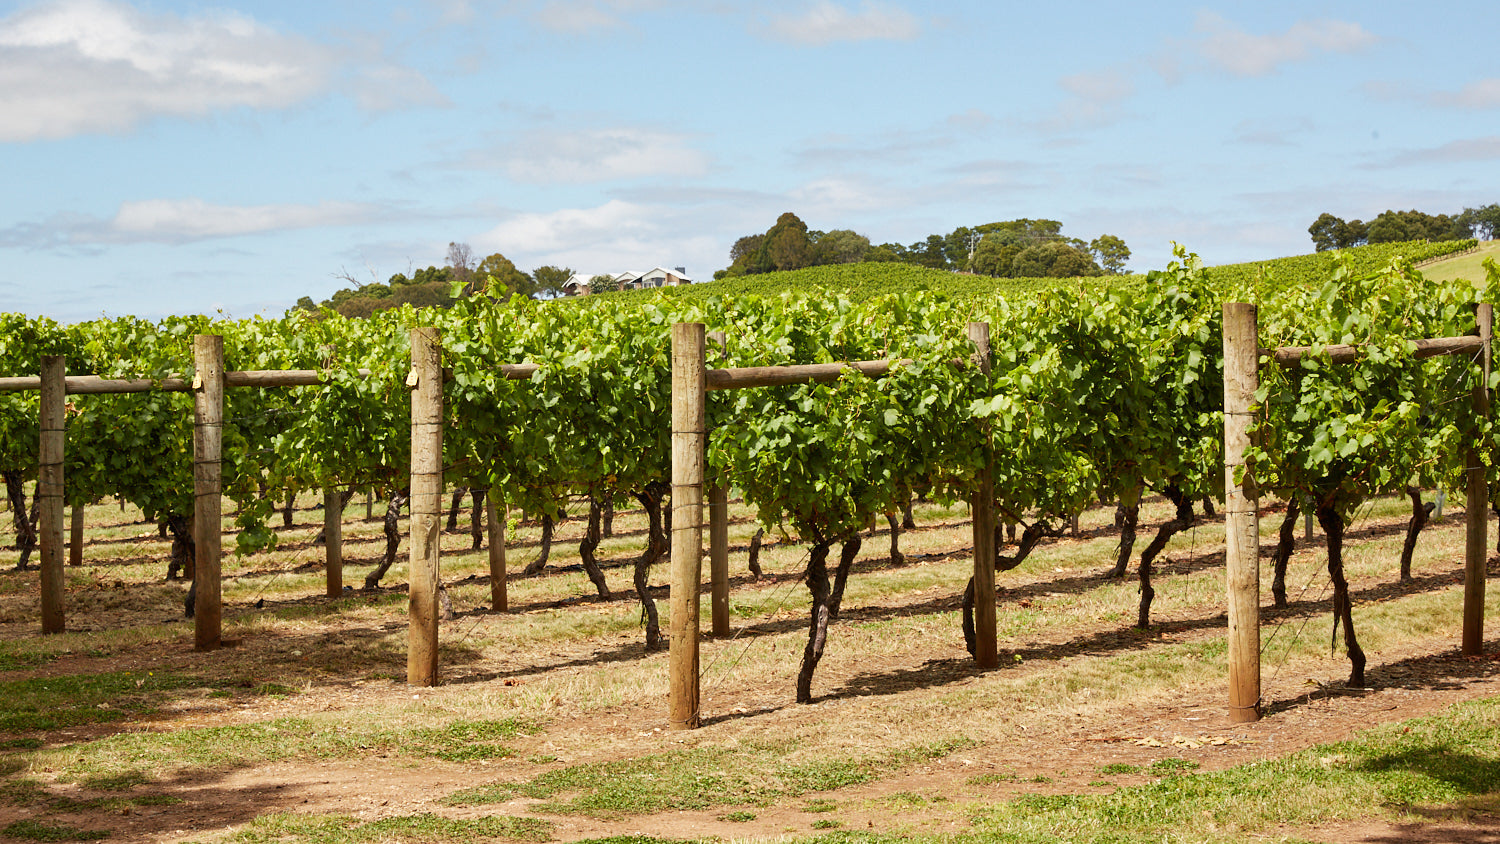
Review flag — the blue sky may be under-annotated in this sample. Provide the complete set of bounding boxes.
[1,0,1496,322]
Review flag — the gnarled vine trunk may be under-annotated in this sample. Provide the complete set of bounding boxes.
[797,538,835,704]
[363,489,407,590]
[522,514,555,576]
[1397,486,1434,582]
[632,483,668,650]
[885,513,903,565]
[5,471,37,570]
[1271,497,1300,608]
[1107,497,1141,579]
[576,494,611,599]
[1135,485,1194,629]
[469,488,486,551]
[446,486,467,532]
[747,527,765,580]
[1315,500,1366,687]
[827,535,862,620]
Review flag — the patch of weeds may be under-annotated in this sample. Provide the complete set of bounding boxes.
[78,771,149,791]
[411,719,536,762]
[0,650,53,672]
[1088,780,1114,788]
[3,738,44,750]
[811,819,842,829]
[216,811,550,843]
[0,671,196,733]
[1148,758,1199,776]
[526,754,558,764]
[804,798,839,813]
[450,738,975,819]
[716,811,756,822]
[1,819,110,841]
[1099,762,1141,776]
[0,757,26,777]
[885,791,932,807]
[967,771,1019,785]
[251,682,298,697]
[0,777,49,806]
[1027,775,1053,784]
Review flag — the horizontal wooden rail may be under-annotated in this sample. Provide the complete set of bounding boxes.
[1261,334,1483,367]
[705,359,906,391]
[0,363,540,394]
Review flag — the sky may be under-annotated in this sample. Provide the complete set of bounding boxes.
[1,0,1496,322]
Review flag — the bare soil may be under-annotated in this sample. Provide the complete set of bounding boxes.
[1,498,1499,843]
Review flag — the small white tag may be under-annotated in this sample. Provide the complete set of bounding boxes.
[406,369,419,388]
[193,374,203,389]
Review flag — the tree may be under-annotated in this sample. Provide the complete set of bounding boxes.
[907,234,949,269]
[589,274,621,294]
[866,243,907,262]
[969,234,1020,277]
[476,253,532,298]
[1459,204,1500,241]
[1309,213,1345,252]
[1010,241,1101,278]
[446,242,477,295]
[1089,235,1131,274]
[531,266,573,299]
[759,212,814,272]
[814,229,871,264]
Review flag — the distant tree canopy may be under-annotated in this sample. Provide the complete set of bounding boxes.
[715,214,1127,280]
[1308,206,1493,252]
[303,242,556,317]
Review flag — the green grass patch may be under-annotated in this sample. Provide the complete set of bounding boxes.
[0,671,196,733]
[716,811,756,822]
[959,696,1500,844]
[212,812,550,843]
[0,819,110,841]
[29,716,540,782]
[447,738,975,818]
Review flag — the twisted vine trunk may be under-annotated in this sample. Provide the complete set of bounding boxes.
[601,491,615,539]
[1107,497,1141,579]
[886,513,903,565]
[1136,485,1195,629]
[363,489,407,590]
[521,514,555,576]
[1398,486,1434,582]
[282,488,295,528]
[1316,501,1366,687]
[165,514,195,582]
[902,495,916,531]
[576,494,611,599]
[797,538,835,704]
[963,521,1058,656]
[446,487,467,532]
[1271,497,1300,608]
[470,488,486,551]
[747,527,765,580]
[632,484,668,650]
[5,471,37,570]
[827,535,862,620]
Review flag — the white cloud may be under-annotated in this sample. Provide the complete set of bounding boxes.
[0,0,441,142]
[1190,12,1378,77]
[478,200,653,253]
[1370,137,1500,169]
[1431,78,1500,110]
[474,199,724,275]
[763,1,920,45]
[0,198,390,248]
[530,0,669,33]
[486,127,712,184]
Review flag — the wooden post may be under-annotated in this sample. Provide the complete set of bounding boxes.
[487,487,507,611]
[670,323,705,729]
[323,488,342,598]
[192,335,224,651]
[1223,303,1261,722]
[707,330,729,638]
[1463,303,1492,655]
[408,327,443,686]
[69,504,84,567]
[968,322,998,669]
[38,355,65,634]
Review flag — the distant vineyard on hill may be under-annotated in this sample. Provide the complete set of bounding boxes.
[575,238,1479,306]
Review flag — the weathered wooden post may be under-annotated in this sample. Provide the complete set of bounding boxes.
[323,488,342,598]
[408,327,443,686]
[670,322,705,729]
[1223,303,1261,722]
[38,355,65,634]
[1463,303,1492,655]
[487,488,507,611]
[69,504,84,567]
[968,322,998,669]
[707,330,730,638]
[193,335,224,651]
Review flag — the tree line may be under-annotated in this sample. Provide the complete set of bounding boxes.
[714,213,1131,280]
[298,242,576,318]
[1308,205,1500,252]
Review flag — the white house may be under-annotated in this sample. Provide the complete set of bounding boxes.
[561,267,693,296]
